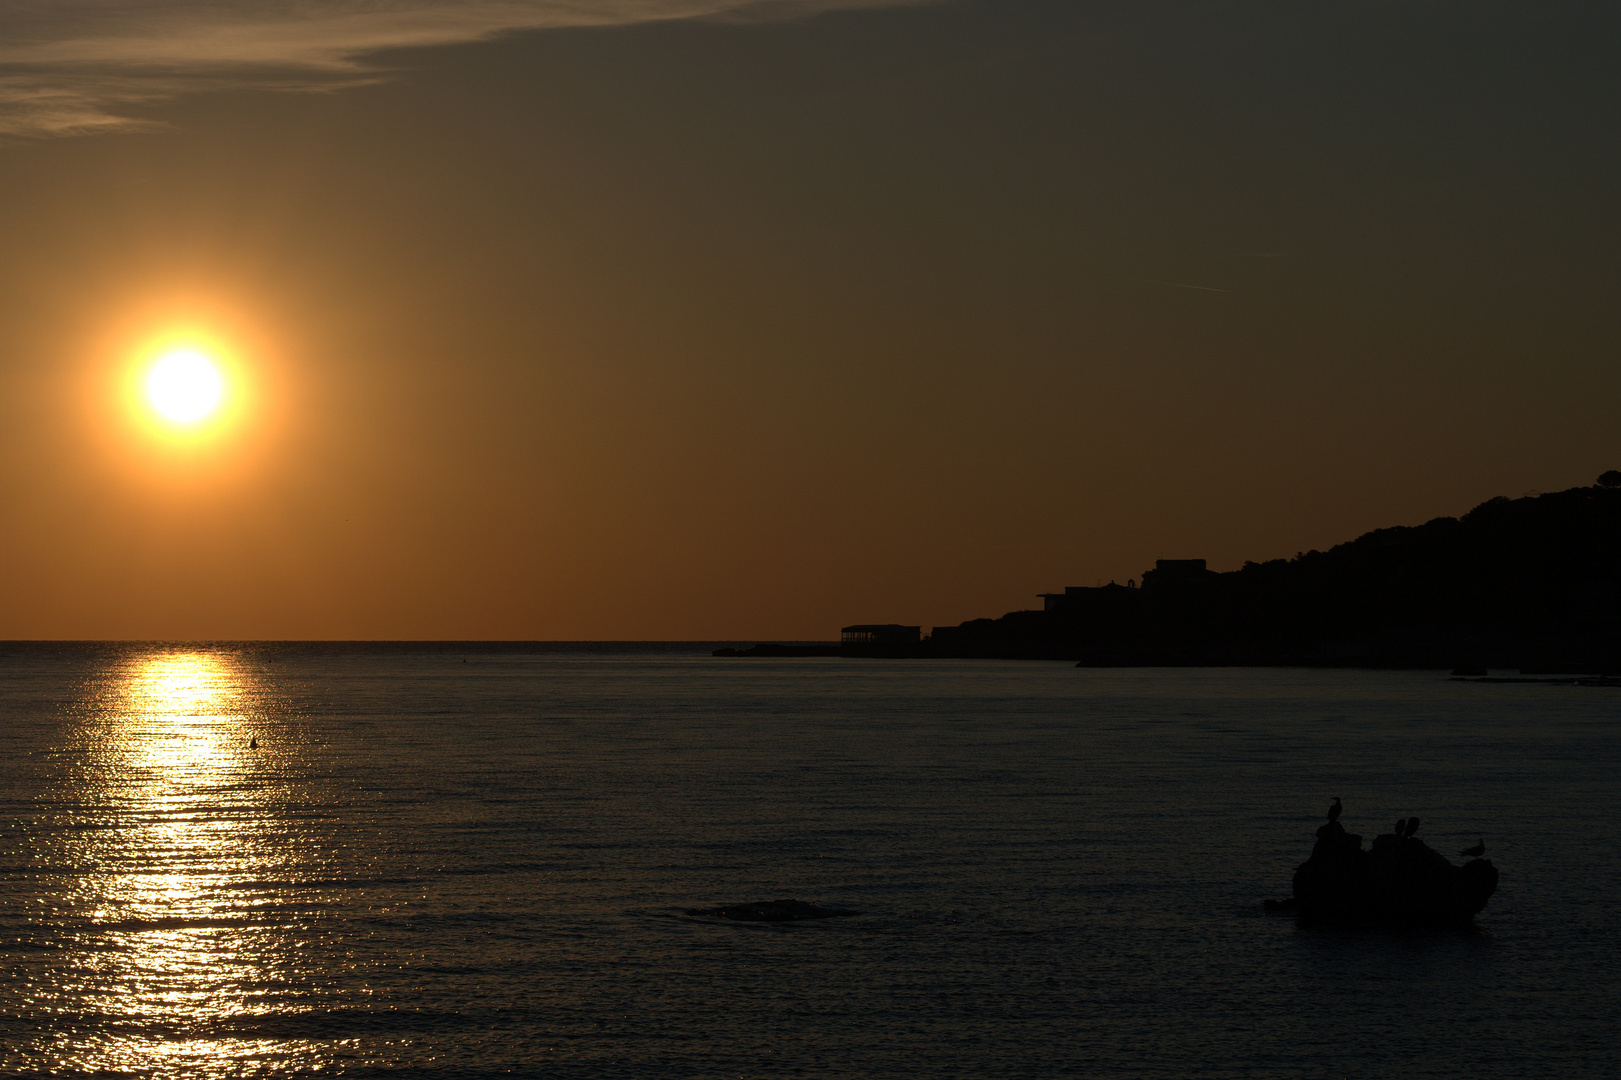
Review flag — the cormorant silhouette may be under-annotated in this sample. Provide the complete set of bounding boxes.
[1394,818,1407,836]
[1459,839,1486,858]
[1403,817,1420,838]
[249,737,258,750]
[1327,797,1342,822]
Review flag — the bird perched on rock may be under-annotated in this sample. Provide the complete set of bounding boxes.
[1459,838,1486,858]
[1394,818,1408,836]
[1403,817,1421,838]
[1327,797,1342,822]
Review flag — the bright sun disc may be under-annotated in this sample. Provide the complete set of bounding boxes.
[147,351,223,423]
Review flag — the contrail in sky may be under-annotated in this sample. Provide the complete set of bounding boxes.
[0,0,933,138]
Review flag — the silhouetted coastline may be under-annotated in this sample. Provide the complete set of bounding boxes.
[720,474,1621,669]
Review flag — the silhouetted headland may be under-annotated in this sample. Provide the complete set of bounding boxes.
[1266,803,1498,926]
[719,474,1621,669]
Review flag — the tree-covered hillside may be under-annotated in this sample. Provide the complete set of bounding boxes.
[927,476,1621,669]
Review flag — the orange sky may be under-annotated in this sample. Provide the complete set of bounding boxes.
[1,1,1618,639]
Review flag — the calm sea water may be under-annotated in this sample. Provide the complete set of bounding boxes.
[1,643,1617,1078]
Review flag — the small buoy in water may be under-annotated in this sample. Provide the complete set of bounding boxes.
[249,737,258,750]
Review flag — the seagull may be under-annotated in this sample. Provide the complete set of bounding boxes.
[1327,797,1342,822]
[1459,839,1486,858]
[1394,818,1408,836]
[1403,817,1420,838]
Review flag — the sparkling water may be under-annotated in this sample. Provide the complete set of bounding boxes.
[2,644,1616,1077]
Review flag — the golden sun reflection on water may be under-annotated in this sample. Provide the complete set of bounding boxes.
[90,654,247,920]
[129,653,236,722]
[23,651,333,1076]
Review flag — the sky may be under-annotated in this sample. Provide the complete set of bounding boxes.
[0,0,1617,640]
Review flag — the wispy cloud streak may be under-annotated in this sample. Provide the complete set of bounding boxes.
[0,0,926,137]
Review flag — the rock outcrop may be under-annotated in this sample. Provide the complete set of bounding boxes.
[1285,819,1498,925]
[684,899,859,921]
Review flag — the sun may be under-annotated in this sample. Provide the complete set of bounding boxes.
[146,351,224,423]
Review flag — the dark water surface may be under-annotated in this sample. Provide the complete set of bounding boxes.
[1,643,1617,1077]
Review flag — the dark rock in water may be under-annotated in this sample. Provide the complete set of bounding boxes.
[685,899,859,921]
[1288,818,1498,925]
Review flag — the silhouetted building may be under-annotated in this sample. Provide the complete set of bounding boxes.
[1140,558,1212,590]
[841,624,921,647]
[1155,558,1207,574]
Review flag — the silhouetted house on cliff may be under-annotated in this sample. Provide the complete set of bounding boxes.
[1140,559,1214,590]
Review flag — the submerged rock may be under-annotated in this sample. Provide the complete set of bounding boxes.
[1286,819,1498,925]
[685,899,859,921]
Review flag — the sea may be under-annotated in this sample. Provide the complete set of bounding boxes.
[0,642,1617,1078]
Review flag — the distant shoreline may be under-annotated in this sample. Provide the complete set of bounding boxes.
[727,477,1621,673]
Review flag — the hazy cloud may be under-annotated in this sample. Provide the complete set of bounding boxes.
[0,0,928,137]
